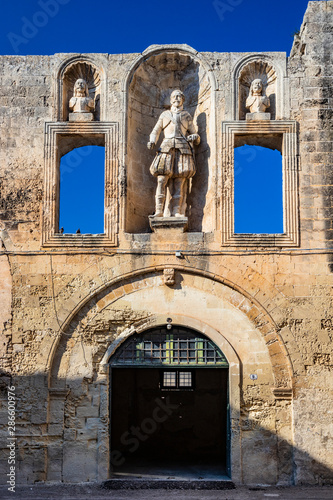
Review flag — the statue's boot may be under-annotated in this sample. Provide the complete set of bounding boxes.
[171,178,186,217]
[152,194,165,217]
[172,196,183,217]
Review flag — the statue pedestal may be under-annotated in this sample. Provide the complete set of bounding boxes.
[246,112,271,121]
[69,112,94,122]
[149,216,188,233]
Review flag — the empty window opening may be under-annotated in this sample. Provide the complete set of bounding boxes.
[234,144,283,234]
[59,145,105,234]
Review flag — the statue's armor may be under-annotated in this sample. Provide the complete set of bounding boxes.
[149,109,200,178]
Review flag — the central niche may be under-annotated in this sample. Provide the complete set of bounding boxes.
[126,50,214,233]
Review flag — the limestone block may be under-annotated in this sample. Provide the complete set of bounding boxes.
[85,417,100,440]
[149,216,188,233]
[48,401,65,424]
[246,112,271,121]
[46,461,62,481]
[63,428,76,441]
[76,405,99,419]
[48,423,64,436]
[62,442,98,482]
[47,444,63,462]
[69,112,94,122]
[12,331,23,343]
[241,433,278,484]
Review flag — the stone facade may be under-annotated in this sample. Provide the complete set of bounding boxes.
[0,0,332,487]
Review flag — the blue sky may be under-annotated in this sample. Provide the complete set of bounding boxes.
[234,146,283,234]
[1,0,309,56]
[59,146,105,234]
[0,0,311,233]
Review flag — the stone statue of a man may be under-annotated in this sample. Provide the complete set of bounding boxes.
[69,78,95,117]
[147,89,200,218]
[246,79,270,120]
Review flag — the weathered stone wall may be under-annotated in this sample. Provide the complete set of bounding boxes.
[0,0,332,487]
[287,0,333,484]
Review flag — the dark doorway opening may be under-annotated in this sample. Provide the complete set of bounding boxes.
[110,367,228,478]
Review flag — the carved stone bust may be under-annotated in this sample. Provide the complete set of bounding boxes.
[69,78,95,122]
[246,79,270,121]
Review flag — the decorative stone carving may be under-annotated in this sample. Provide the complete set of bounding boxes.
[163,268,175,286]
[62,61,101,121]
[238,59,277,120]
[272,387,293,400]
[246,78,270,121]
[147,89,200,219]
[126,48,214,234]
[149,216,188,233]
[69,78,95,122]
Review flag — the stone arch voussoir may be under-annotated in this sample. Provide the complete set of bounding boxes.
[47,263,294,393]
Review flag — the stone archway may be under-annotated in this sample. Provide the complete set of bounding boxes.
[108,324,231,479]
[47,268,293,484]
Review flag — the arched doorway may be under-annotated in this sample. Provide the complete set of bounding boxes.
[109,325,230,479]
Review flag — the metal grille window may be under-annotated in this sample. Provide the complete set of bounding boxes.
[110,326,228,367]
[179,371,192,387]
[161,371,193,389]
[163,371,177,387]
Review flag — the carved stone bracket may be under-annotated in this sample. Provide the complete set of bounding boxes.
[149,216,188,233]
[272,387,293,400]
[48,388,70,399]
[246,112,271,121]
[69,112,94,122]
[163,268,175,286]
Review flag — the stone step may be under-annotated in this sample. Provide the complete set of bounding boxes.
[101,479,236,490]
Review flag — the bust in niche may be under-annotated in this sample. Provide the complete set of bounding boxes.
[69,78,95,122]
[246,78,270,121]
[147,89,200,222]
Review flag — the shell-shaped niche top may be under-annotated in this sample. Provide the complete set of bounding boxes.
[132,51,211,111]
[238,60,277,120]
[62,61,101,121]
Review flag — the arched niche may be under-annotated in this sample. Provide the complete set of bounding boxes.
[124,46,216,233]
[55,56,106,122]
[232,54,288,121]
[239,59,277,120]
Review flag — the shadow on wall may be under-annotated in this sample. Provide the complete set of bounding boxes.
[188,111,210,231]
[126,50,212,233]
[1,369,333,486]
